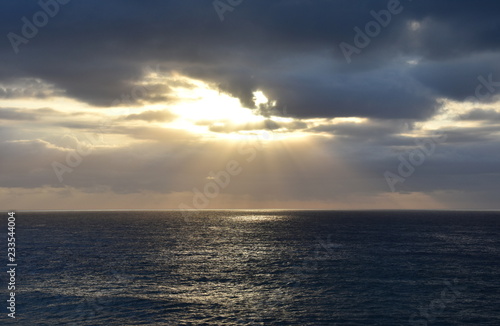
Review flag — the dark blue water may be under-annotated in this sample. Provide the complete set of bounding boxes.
[2,210,500,325]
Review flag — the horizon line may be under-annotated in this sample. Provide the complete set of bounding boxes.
[4,208,500,213]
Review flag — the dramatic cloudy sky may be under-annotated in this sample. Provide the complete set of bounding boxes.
[1,0,499,210]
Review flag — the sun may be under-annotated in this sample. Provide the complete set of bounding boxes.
[116,72,312,141]
[168,79,263,125]
[253,90,270,107]
[156,75,284,138]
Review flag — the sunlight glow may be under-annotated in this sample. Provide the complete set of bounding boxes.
[253,91,269,107]
[416,97,500,131]
[149,74,308,141]
[170,86,262,124]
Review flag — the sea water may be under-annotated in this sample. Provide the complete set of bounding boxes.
[2,210,499,325]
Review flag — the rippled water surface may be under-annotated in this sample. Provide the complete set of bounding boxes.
[3,210,500,325]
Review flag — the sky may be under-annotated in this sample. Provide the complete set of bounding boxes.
[1,0,499,210]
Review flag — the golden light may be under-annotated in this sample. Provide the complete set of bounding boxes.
[149,74,311,141]
[169,84,262,124]
[253,90,270,107]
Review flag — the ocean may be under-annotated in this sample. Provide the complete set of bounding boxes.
[2,210,500,325]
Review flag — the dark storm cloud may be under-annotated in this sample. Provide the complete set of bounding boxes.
[410,53,500,102]
[401,1,500,59]
[1,0,500,119]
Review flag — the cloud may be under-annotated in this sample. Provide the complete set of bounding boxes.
[124,110,176,122]
[309,119,409,141]
[461,108,500,121]
[0,107,63,121]
[0,78,64,99]
[0,108,37,120]
[206,119,307,133]
[1,0,500,209]
[410,53,500,102]
[1,0,499,119]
